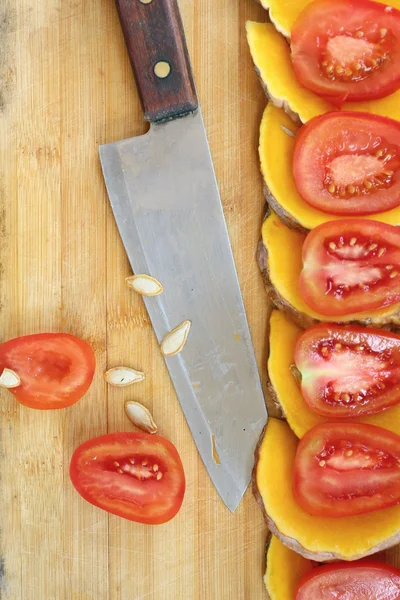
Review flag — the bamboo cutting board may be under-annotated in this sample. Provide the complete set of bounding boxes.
[0,0,275,598]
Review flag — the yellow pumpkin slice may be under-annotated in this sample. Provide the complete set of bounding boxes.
[268,309,400,438]
[259,0,400,39]
[246,21,400,123]
[260,104,400,231]
[259,211,400,327]
[254,418,400,561]
[264,535,313,600]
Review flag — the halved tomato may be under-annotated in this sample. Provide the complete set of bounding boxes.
[293,112,400,216]
[293,422,400,517]
[70,432,185,524]
[295,324,400,417]
[0,333,95,409]
[299,219,400,316]
[291,0,400,104]
[296,561,400,599]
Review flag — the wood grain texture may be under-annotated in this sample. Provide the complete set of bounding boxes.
[0,0,274,598]
[115,0,198,122]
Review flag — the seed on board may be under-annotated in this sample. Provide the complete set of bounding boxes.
[0,368,21,389]
[104,366,145,387]
[161,320,191,357]
[124,401,158,434]
[125,274,164,297]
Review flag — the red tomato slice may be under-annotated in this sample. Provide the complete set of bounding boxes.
[293,112,400,216]
[293,422,400,517]
[291,0,400,105]
[0,333,95,409]
[70,432,185,524]
[296,561,400,600]
[299,219,400,316]
[295,324,400,417]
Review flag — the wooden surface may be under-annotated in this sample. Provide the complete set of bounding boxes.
[0,0,272,598]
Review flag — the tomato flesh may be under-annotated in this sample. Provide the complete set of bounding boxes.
[293,422,400,517]
[299,219,400,317]
[296,561,400,599]
[291,0,400,104]
[0,333,95,409]
[295,324,400,417]
[70,432,185,524]
[293,112,400,216]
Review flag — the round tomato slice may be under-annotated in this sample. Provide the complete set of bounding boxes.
[291,0,400,104]
[299,219,400,317]
[295,324,400,417]
[293,422,400,517]
[70,432,185,524]
[296,561,400,599]
[0,333,95,409]
[293,112,400,216]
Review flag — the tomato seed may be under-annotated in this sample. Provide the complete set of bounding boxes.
[329,242,337,250]
[376,149,384,157]
[113,461,120,467]
[380,28,388,37]
[345,67,352,77]
[328,184,336,194]
[355,30,364,38]
[117,468,123,474]
[153,464,159,472]
[364,179,373,189]
[335,343,342,350]
[378,248,386,257]
[369,243,378,251]
[129,458,135,464]
[353,62,362,71]
[390,271,399,278]
[319,460,326,467]
[348,185,356,194]
[142,460,148,466]
[342,393,351,403]
[346,450,353,457]
[156,472,163,480]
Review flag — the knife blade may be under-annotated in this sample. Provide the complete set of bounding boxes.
[99,0,267,511]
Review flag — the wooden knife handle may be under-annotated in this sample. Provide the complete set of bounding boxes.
[115,0,198,122]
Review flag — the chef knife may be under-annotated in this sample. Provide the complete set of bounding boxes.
[99,0,267,511]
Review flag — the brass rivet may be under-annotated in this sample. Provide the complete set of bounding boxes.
[154,61,171,79]
[139,0,153,4]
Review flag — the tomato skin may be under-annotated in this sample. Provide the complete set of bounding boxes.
[70,432,185,525]
[299,219,400,317]
[296,561,400,600]
[291,0,400,104]
[293,422,400,517]
[0,333,95,409]
[293,112,400,216]
[295,324,400,417]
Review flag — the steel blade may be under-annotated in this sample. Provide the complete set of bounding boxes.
[99,110,267,511]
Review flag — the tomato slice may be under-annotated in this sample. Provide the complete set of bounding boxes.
[293,422,400,517]
[295,324,400,417]
[0,333,95,409]
[291,0,400,104]
[296,561,400,599]
[293,112,400,216]
[70,432,185,524]
[299,219,400,316]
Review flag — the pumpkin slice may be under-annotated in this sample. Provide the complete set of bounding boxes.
[264,535,313,600]
[246,21,400,124]
[254,418,400,560]
[267,309,400,438]
[259,0,400,40]
[259,211,400,327]
[260,104,400,231]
